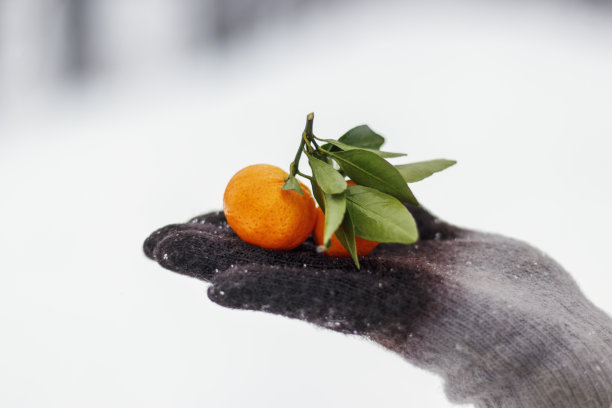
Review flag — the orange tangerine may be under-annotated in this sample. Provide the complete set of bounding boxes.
[223,164,316,250]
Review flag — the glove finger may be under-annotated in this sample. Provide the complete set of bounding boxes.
[187,211,228,226]
[152,225,359,282]
[143,223,205,260]
[207,264,433,336]
[143,211,229,260]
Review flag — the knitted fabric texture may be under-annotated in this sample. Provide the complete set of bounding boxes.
[143,205,612,408]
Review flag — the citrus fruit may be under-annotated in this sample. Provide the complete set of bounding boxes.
[223,164,317,250]
[313,207,379,258]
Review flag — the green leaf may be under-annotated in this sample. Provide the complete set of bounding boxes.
[335,212,359,269]
[330,149,418,205]
[345,185,418,244]
[395,159,457,183]
[339,125,385,150]
[307,153,347,194]
[322,193,346,246]
[310,180,325,210]
[281,176,304,196]
[320,143,334,152]
[318,138,405,158]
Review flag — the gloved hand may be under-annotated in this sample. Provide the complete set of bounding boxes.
[143,205,612,408]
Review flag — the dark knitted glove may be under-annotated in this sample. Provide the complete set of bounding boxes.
[143,205,612,408]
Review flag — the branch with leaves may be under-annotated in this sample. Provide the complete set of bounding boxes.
[283,113,455,268]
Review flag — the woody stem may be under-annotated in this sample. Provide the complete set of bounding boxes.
[289,112,315,178]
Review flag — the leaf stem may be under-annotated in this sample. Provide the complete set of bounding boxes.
[297,171,313,180]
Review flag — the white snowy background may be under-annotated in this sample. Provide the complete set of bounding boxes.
[1,0,611,407]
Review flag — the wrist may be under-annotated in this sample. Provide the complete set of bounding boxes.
[374,294,612,408]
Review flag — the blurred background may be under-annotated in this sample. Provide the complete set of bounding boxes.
[1,0,611,407]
